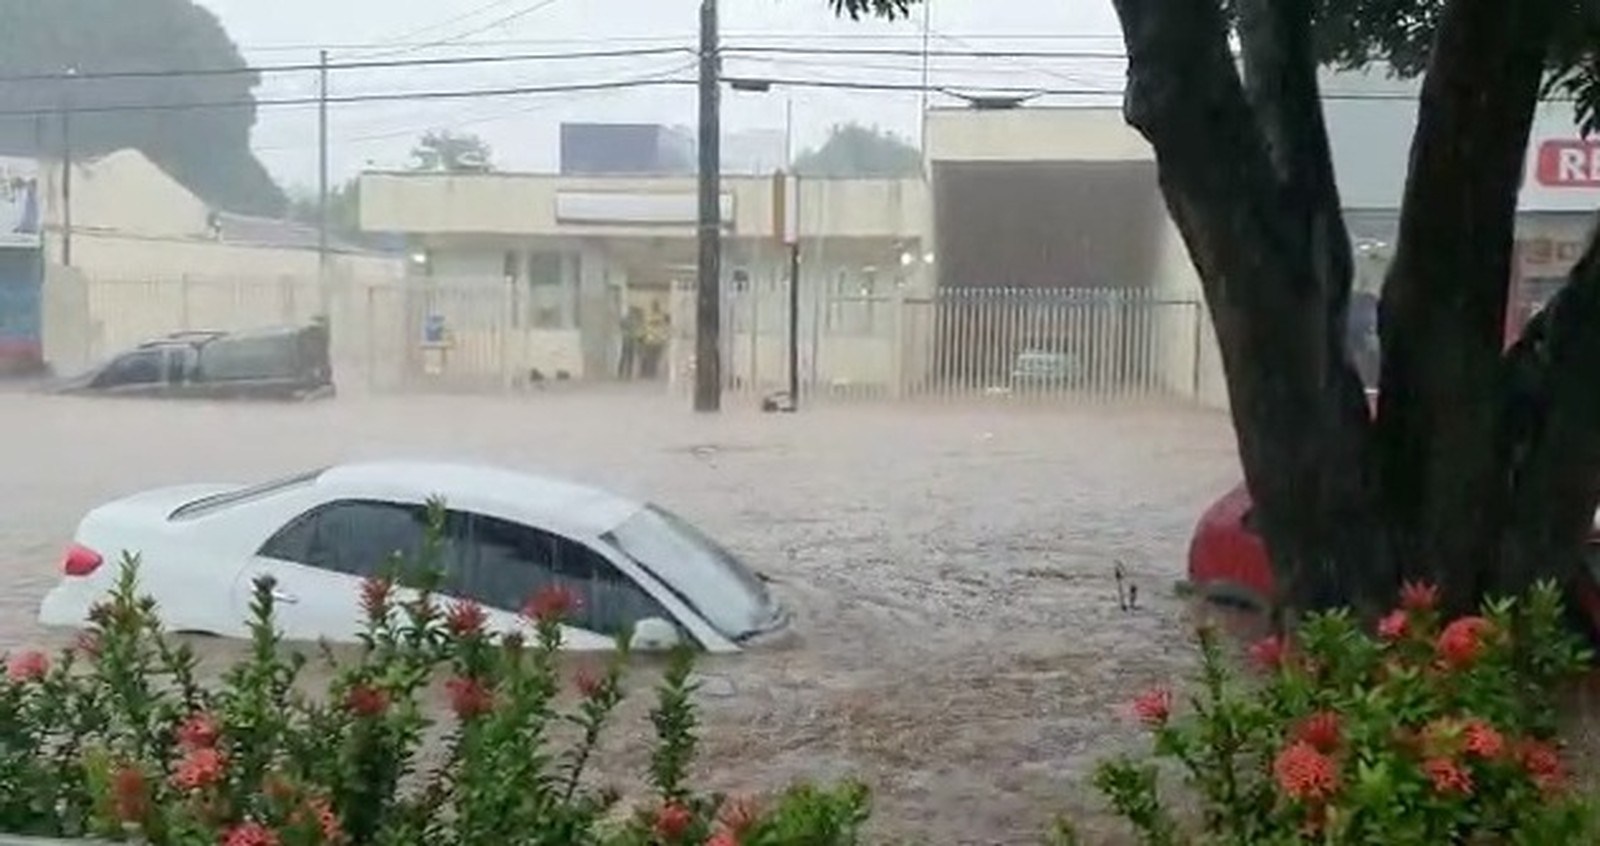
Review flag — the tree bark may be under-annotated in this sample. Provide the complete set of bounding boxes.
[1112,0,1388,618]
[1373,0,1556,614]
[1498,226,1600,600]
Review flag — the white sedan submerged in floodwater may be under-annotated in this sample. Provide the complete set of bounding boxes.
[38,461,788,653]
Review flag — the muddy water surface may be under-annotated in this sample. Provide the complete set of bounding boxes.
[0,391,1239,843]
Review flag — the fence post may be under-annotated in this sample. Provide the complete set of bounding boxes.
[1190,300,1204,400]
[500,279,515,392]
[890,286,905,399]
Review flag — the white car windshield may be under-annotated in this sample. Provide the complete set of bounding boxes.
[607,505,776,640]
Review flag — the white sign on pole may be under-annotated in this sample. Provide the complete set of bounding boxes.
[0,157,40,249]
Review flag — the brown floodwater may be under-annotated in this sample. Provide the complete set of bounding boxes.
[0,389,1240,844]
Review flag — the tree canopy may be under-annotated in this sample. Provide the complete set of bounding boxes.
[409,130,494,173]
[834,0,1600,624]
[0,0,284,216]
[793,123,921,178]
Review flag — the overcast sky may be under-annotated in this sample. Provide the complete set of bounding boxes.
[192,0,1128,192]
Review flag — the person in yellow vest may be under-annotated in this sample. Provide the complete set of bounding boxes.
[640,301,670,379]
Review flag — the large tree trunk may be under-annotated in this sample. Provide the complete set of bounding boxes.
[1114,0,1389,618]
[1374,0,1557,614]
[1110,0,1600,620]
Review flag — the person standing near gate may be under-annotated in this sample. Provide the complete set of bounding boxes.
[640,301,670,379]
[618,306,642,379]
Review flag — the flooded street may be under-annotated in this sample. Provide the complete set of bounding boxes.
[0,390,1239,843]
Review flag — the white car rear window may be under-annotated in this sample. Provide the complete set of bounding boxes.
[169,468,327,520]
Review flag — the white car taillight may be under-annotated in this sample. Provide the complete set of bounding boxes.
[63,544,104,577]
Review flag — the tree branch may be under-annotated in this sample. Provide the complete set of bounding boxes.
[1374,0,1557,611]
[1113,0,1387,616]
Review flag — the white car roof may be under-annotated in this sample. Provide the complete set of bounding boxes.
[314,460,644,537]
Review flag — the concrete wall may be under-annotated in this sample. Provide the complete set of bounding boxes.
[926,108,1155,162]
[925,106,1225,408]
[359,172,927,241]
[59,231,401,285]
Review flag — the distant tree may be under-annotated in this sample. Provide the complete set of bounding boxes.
[0,0,285,216]
[410,130,493,173]
[792,124,921,177]
[287,178,362,242]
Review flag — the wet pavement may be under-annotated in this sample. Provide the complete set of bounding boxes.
[0,390,1240,844]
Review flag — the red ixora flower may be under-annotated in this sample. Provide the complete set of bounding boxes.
[445,675,495,720]
[1378,610,1409,642]
[1517,739,1566,792]
[1424,757,1474,795]
[717,795,760,836]
[172,747,226,791]
[446,600,488,637]
[1436,616,1493,668]
[344,683,389,718]
[574,668,605,700]
[73,630,101,658]
[222,820,280,846]
[1131,688,1173,728]
[1273,741,1340,802]
[289,797,344,844]
[1294,712,1342,754]
[1463,719,1506,760]
[110,764,149,823]
[359,577,392,620]
[523,585,580,624]
[653,801,694,841]
[1400,581,1440,613]
[177,711,221,750]
[1249,635,1288,671]
[6,650,48,683]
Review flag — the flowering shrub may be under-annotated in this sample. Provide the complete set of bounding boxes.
[1090,580,1600,844]
[0,502,870,845]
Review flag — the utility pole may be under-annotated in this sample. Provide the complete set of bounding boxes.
[693,0,723,412]
[786,172,800,410]
[61,66,76,268]
[317,49,331,320]
[918,0,931,154]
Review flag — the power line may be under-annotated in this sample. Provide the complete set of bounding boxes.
[0,75,697,118]
[350,0,530,57]
[724,45,1126,60]
[234,32,1129,53]
[252,60,700,153]
[0,46,693,84]
[0,70,1540,117]
[359,0,572,60]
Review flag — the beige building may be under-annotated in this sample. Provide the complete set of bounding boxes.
[359,170,929,387]
[32,149,404,377]
[357,107,1226,406]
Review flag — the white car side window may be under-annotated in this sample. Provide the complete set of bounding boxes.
[451,513,674,639]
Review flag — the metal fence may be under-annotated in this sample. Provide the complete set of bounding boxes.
[45,273,1216,405]
[669,284,1213,404]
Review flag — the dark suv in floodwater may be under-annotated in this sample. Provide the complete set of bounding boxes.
[52,324,334,402]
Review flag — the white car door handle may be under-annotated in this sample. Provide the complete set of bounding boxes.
[270,588,299,605]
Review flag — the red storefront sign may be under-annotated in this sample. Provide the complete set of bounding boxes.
[1536,140,1600,186]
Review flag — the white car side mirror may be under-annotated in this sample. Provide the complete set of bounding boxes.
[631,617,682,652]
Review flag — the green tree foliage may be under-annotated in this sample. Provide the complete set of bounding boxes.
[410,130,493,173]
[0,0,284,216]
[792,123,921,178]
[286,179,363,242]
